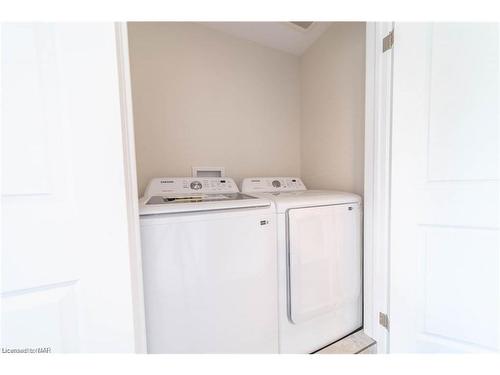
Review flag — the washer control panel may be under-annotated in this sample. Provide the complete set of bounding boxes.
[241,177,307,193]
[144,177,239,197]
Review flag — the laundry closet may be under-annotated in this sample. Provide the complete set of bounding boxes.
[127,22,366,354]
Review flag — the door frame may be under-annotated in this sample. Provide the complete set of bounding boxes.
[115,22,147,353]
[363,21,393,353]
[115,21,396,354]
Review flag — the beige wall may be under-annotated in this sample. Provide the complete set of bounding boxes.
[128,22,301,196]
[300,23,365,195]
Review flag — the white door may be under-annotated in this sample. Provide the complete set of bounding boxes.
[1,23,142,352]
[390,23,499,352]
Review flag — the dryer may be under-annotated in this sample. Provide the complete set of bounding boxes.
[140,177,279,353]
[241,177,362,353]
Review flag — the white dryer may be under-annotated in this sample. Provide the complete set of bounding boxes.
[241,177,362,353]
[139,177,279,353]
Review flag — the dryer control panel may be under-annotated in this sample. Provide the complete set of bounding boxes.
[144,177,239,198]
[241,177,307,193]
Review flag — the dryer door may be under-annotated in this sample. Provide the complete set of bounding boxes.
[287,203,361,324]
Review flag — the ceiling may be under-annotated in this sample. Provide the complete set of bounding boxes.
[199,22,332,56]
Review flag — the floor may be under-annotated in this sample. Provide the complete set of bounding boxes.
[315,330,376,354]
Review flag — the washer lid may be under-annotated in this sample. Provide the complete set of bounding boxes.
[139,192,272,215]
[140,177,272,215]
[248,190,361,213]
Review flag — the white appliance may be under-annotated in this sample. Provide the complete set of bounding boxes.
[139,177,279,353]
[241,177,362,353]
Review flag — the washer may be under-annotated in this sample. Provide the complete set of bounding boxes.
[140,177,278,353]
[241,177,362,353]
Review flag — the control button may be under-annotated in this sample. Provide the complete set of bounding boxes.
[190,181,202,190]
[272,180,281,188]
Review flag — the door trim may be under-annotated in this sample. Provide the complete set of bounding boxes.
[115,22,147,353]
[363,21,393,353]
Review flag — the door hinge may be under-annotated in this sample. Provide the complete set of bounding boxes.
[379,312,389,330]
[382,30,394,52]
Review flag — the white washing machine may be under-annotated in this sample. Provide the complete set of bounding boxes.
[139,177,279,353]
[241,177,362,353]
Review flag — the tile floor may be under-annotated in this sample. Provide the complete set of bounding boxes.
[315,330,376,354]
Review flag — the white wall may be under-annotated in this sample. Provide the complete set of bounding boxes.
[128,22,301,196]
[300,23,365,195]
[128,22,366,197]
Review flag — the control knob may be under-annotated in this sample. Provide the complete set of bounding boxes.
[190,181,202,190]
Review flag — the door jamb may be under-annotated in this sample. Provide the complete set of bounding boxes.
[115,22,147,353]
[363,21,393,354]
